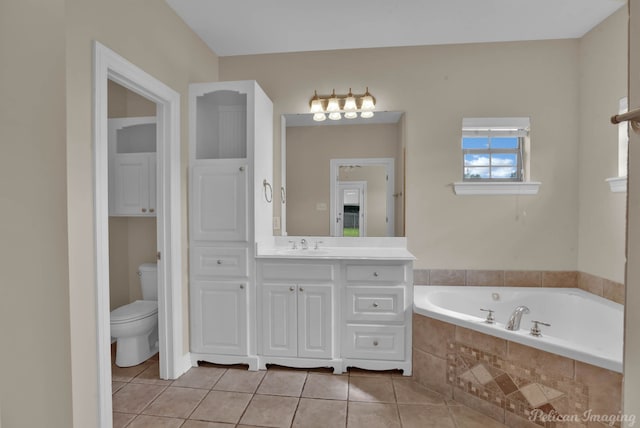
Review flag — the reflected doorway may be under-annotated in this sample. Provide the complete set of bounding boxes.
[337,181,366,237]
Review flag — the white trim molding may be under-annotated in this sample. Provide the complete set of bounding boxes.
[606,176,627,193]
[93,41,185,428]
[453,181,541,195]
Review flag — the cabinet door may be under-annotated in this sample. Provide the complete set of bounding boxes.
[297,284,333,359]
[261,284,297,357]
[113,153,151,215]
[191,163,248,241]
[191,281,247,355]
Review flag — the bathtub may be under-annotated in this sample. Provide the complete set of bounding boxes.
[413,285,623,373]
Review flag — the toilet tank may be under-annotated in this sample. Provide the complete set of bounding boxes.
[138,263,158,301]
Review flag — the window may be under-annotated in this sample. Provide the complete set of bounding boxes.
[606,97,628,193]
[462,117,530,182]
[617,96,628,178]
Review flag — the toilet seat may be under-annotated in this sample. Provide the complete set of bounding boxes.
[111,300,158,324]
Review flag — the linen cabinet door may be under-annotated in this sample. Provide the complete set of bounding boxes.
[261,284,297,357]
[297,284,333,359]
[191,163,248,242]
[191,281,247,355]
[113,154,150,216]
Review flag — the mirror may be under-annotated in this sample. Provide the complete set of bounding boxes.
[281,111,405,237]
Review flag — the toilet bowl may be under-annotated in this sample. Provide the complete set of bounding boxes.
[110,263,158,367]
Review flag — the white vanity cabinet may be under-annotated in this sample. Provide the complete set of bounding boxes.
[108,117,157,217]
[255,249,413,375]
[191,162,248,242]
[190,280,248,355]
[188,81,273,369]
[257,260,339,371]
[341,261,413,374]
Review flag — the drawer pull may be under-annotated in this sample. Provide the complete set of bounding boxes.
[372,302,379,308]
[216,260,223,265]
[239,284,244,290]
[149,208,155,213]
[289,286,295,291]
[373,340,379,346]
[373,272,379,277]
[141,208,147,213]
[299,287,304,292]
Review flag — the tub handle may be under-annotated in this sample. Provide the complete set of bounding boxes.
[480,308,496,324]
[530,320,551,337]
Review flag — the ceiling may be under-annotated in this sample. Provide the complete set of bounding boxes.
[165,0,626,57]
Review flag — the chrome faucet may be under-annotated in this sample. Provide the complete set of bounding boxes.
[505,305,530,331]
[300,238,308,250]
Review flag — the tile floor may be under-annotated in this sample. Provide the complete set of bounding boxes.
[112,353,509,428]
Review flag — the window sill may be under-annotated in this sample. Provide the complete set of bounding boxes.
[606,176,627,193]
[453,181,541,196]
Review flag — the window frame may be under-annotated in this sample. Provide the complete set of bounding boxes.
[460,117,530,183]
[462,132,524,182]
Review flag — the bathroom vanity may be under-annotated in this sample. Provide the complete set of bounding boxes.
[187,80,414,375]
[256,237,414,375]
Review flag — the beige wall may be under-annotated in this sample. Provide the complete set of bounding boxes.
[286,123,400,236]
[626,0,640,419]
[0,1,73,427]
[577,8,628,284]
[65,0,219,426]
[221,40,581,270]
[108,81,158,310]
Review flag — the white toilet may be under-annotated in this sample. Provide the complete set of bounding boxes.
[111,263,159,367]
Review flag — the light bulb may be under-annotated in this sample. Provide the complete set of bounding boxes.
[344,111,358,119]
[309,90,324,114]
[328,112,342,120]
[360,111,374,119]
[344,88,357,112]
[327,89,340,113]
[360,87,375,111]
[313,112,327,122]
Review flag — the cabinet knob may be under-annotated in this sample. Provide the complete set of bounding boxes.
[373,340,379,346]
[239,284,244,290]
[149,208,155,213]
[141,208,147,213]
[217,260,223,265]
[372,302,379,308]
[239,166,245,172]
[289,286,295,291]
[299,287,304,292]
[373,272,379,277]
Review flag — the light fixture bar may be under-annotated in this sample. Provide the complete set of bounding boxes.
[309,87,376,121]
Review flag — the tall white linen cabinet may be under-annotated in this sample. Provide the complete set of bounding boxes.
[188,81,273,369]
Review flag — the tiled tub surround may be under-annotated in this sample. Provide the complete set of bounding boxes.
[412,314,623,427]
[414,286,623,372]
[413,269,625,304]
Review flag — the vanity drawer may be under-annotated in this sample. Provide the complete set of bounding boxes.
[342,325,405,361]
[261,262,334,281]
[345,265,406,283]
[345,287,405,322]
[192,247,248,277]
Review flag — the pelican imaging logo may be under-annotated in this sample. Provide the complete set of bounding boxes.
[529,409,636,426]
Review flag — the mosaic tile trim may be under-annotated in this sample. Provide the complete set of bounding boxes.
[447,341,589,427]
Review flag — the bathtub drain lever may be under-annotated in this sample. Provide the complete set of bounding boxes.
[479,308,495,324]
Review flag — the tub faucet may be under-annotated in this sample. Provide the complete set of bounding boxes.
[506,305,530,331]
[300,238,308,250]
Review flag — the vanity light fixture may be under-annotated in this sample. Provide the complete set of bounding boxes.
[309,87,376,121]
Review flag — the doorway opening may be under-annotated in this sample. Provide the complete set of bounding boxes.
[93,41,185,428]
[330,158,395,237]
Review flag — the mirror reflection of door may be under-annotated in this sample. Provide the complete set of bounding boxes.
[334,162,392,237]
[337,182,366,237]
